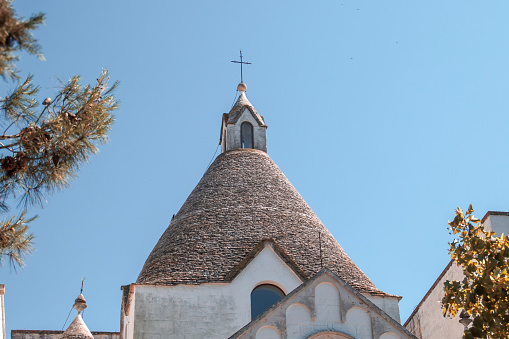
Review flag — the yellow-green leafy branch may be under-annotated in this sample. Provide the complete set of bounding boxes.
[442,205,509,339]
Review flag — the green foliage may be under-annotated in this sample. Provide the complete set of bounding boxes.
[443,205,509,338]
[0,0,118,268]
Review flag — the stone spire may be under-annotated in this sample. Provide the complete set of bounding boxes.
[60,293,93,339]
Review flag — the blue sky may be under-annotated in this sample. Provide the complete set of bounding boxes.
[3,0,509,336]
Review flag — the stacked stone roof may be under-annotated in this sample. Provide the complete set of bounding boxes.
[60,314,93,339]
[137,148,384,295]
[60,293,93,339]
[227,92,266,126]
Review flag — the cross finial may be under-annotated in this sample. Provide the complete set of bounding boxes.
[231,50,251,84]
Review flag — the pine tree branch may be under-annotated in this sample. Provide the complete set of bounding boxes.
[0,2,118,270]
[0,211,36,269]
[0,134,18,140]
[0,70,118,215]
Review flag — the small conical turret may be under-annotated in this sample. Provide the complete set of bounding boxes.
[60,292,93,339]
[220,83,267,153]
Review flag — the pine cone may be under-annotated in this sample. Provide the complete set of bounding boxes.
[1,156,16,171]
[5,169,16,178]
[42,97,52,106]
[19,126,33,141]
[15,153,28,173]
[20,125,48,151]
[0,233,8,247]
[20,126,36,151]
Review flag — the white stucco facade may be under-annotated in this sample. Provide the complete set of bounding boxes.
[123,243,303,339]
[11,333,119,339]
[404,212,509,338]
[363,295,400,324]
[221,90,268,154]
[0,285,4,339]
[482,212,509,235]
[122,242,408,339]
[225,107,267,153]
[404,261,465,339]
[232,271,414,339]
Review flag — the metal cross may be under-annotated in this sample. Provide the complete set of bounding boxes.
[231,50,251,83]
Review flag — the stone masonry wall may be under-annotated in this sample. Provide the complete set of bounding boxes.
[11,331,119,339]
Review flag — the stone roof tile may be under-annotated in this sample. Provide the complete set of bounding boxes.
[228,92,266,126]
[60,314,93,339]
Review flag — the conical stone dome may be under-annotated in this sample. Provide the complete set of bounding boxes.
[137,148,383,294]
[60,314,93,339]
[60,293,93,339]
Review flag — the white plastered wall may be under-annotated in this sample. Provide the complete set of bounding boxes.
[234,273,410,339]
[0,284,4,339]
[404,262,464,339]
[226,108,267,152]
[404,213,509,338]
[363,295,401,324]
[11,332,120,339]
[121,288,135,339]
[482,213,509,235]
[129,244,303,339]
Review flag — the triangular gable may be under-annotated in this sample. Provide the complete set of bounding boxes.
[226,240,308,283]
[228,105,266,127]
[230,268,417,339]
[227,92,266,127]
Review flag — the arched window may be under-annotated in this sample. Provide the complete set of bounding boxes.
[251,284,285,320]
[241,122,254,149]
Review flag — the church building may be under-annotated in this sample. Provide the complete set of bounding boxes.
[118,82,415,339]
[11,82,418,339]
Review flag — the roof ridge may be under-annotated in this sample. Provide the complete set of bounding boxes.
[227,92,266,127]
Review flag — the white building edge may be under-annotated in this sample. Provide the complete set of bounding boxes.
[404,211,509,339]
